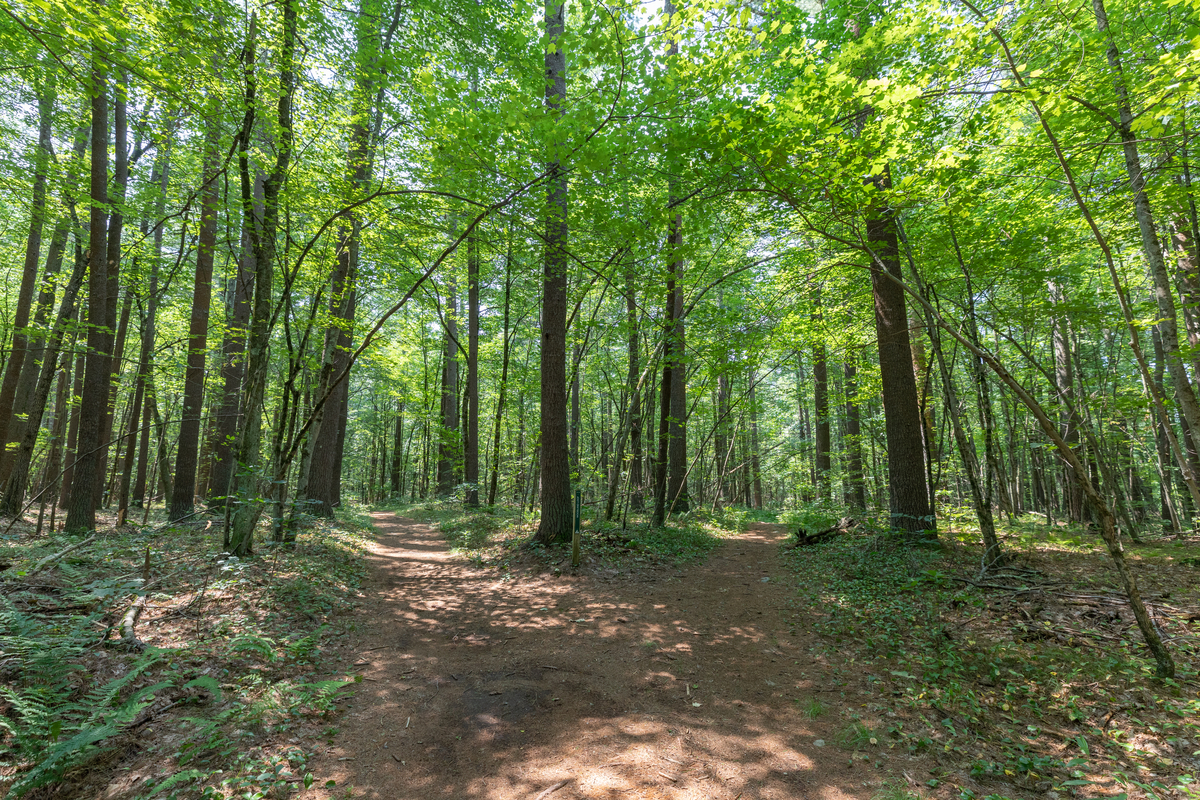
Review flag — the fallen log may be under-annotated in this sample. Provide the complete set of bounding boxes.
[793,517,857,547]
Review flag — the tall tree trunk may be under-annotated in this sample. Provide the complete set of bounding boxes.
[487,250,513,507]
[813,298,831,498]
[1093,0,1200,467]
[0,228,88,516]
[533,0,572,545]
[866,166,935,536]
[132,152,169,510]
[627,268,644,511]
[465,228,480,507]
[228,5,295,556]
[207,173,258,506]
[0,79,55,483]
[169,110,220,520]
[92,73,130,510]
[437,277,459,496]
[64,61,110,534]
[748,374,763,509]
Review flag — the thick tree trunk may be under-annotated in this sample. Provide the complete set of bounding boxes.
[533,0,572,545]
[866,167,935,536]
[64,63,110,534]
[169,113,220,520]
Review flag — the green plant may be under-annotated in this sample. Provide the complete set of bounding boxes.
[796,696,826,719]
[873,778,920,800]
[0,600,178,797]
[836,720,878,749]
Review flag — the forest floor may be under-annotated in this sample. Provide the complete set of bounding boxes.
[294,508,1200,800]
[2,505,1199,800]
[298,511,900,800]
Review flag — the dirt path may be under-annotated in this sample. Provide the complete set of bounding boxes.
[301,512,889,800]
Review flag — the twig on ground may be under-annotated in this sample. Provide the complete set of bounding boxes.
[532,780,569,800]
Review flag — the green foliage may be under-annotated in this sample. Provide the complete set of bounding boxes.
[0,599,171,797]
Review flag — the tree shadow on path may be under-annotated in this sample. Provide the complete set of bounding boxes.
[299,512,895,800]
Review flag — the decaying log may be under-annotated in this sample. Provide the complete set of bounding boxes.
[793,517,857,547]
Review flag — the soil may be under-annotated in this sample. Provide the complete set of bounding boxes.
[299,512,907,800]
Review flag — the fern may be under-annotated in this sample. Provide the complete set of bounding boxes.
[0,598,175,798]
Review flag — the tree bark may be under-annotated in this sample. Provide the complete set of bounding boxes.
[465,228,480,507]
[169,111,220,520]
[866,166,934,536]
[63,62,110,534]
[843,360,866,509]
[0,80,55,483]
[533,0,572,545]
[437,276,459,496]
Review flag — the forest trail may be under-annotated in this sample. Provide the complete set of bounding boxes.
[300,512,885,800]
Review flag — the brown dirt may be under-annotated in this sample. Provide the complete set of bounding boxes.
[299,512,902,800]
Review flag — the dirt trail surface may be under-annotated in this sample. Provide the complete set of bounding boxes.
[301,513,885,800]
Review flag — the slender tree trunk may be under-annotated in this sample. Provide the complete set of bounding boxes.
[465,230,480,507]
[0,232,88,516]
[0,80,55,483]
[813,299,831,499]
[748,375,763,509]
[533,0,572,545]
[437,277,459,496]
[843,360,866,509]
[228,5,295,555]
[487,252,513,507]
[92,73,130,510]
[627,269,644,511]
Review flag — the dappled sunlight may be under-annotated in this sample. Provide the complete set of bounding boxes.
[300,515,895,800]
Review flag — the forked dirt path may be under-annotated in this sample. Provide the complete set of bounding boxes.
[301,512,887,800]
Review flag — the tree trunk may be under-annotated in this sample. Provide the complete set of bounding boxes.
[0,80,55,483]
[533,0,572,545]
[63,62,110,534]
[465,229,480,507]
[813,298,831,499]
[169,111,220,520]
[843,360,866,509]
[228,5,295,555]
[92,73,130,511]
[487,249,513,507]
[749,374,763,509]
[437,276,459,496]
[866,165,935,536]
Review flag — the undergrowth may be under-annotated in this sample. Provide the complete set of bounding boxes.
[783,506,1200,800]
[389,499,739,572]
[0,506,373,799]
